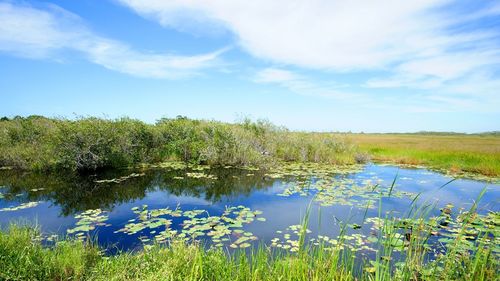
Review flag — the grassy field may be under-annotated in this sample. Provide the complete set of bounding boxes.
[347,134,500,177]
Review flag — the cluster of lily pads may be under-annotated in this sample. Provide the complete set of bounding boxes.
[0,201,40,212]
[433,207,500,258]
[138,162,261,181]
[270,224,311,252]
[114,205,182,243]
[112,204,266,249]
[265,162,363,179]
[275,175,413,210]
[66,209,110,239]
[267,202,499,268]
[95,172,145,184]
[185,172,218,180]
[270,223,377,254]
[141,161,189,170]
[364,206,500,259]
[262,162,416,209]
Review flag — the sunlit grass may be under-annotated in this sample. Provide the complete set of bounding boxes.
[347,134,500,176]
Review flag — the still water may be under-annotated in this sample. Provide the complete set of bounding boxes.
[0,164,498,253]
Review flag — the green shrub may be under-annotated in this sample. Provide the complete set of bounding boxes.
[0,115,357,171]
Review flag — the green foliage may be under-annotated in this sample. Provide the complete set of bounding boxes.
[1,220,497,281]
[0,116,357,171]
[0,225,100,280]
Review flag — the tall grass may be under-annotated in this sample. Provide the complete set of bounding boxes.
[0,116,358,171]
[348,133,500,177]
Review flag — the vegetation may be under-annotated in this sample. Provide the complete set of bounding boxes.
[1,160,498,280]
[1,194,497,281]
[1,115,499,177]
[0,116,357,171]
[348,133,500,177]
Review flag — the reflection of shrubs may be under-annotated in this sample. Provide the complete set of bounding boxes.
[0,115,358,171]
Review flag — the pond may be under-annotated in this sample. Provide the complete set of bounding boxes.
[0,163,498,256]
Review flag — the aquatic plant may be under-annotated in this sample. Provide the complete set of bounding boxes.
[0,201,40,212]
[67,209,110,238]
[269,162,412,209]
[94,173,145,184]
[113,205,266,248]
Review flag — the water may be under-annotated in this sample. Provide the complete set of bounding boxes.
[0,164,498,253]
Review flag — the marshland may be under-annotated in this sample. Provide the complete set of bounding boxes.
[0,116,498,280]
[2,1,500,279]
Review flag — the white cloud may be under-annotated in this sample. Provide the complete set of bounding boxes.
[117,1,499,69]
[255,67,500,113]
[117,0,500,111]
[119,0,443,69]
[254,68,364,101]
[0,2,224,78]
[254,68,300,84]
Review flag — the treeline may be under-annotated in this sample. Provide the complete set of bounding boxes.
[0,116,359,171]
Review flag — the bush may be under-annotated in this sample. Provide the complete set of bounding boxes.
[0,115,357,171]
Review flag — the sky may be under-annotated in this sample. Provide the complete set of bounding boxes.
[1,0,499,133]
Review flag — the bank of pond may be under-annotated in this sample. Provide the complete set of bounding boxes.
[0,162,498,280]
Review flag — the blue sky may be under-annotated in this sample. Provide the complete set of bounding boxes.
[1,0,499,132]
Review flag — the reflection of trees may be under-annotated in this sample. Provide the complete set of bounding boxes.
[154,168,274,202]
[0,168,276,216]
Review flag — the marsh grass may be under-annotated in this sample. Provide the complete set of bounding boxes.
[348,133,500,177]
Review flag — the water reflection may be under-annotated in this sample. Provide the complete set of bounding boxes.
[0,168,275,216]
[0,164,498,252]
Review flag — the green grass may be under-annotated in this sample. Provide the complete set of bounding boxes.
[347,134,500,177]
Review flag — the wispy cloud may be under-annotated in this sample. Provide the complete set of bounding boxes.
[116,1,499,69]
[117,0,500,113]
[0,2,224,78]
[254,67,499,113]
[254,68,368,102]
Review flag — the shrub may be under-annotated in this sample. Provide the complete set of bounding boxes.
[0,116,357,170]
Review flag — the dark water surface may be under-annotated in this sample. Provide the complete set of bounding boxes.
[0,164,498,253]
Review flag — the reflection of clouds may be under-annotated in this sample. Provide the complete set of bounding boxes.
[244,197,363,243]
[359,164,499,212]
[143,191,213,206]
[266,181,290,194]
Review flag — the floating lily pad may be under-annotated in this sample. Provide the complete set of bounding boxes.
[0,201,41,212]
[67,209,109,237]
